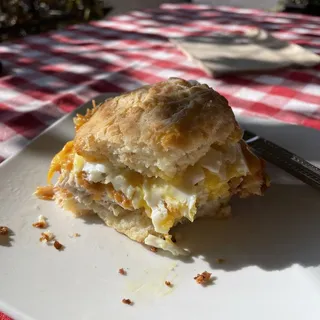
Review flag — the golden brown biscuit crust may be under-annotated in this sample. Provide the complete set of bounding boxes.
[74,78,242,179]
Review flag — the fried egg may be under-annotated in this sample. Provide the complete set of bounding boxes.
[70,143,249,234]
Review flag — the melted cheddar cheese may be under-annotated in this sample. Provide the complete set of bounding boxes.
[73,101,98,132]
[47,141,74,184]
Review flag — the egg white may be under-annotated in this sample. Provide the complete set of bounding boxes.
[73,143,248,234]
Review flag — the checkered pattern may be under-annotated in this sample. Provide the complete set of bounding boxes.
[0,4,320,165]
[0,313,11,320]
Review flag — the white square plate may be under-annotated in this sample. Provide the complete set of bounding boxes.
[1,94,320,320]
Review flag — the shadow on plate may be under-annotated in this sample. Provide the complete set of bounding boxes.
[173,180,320,271]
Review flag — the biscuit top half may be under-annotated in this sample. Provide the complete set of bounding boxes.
[74,78,242,179]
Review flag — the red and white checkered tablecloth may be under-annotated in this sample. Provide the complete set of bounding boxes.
[0,4,320,166]
[0,3,320,317]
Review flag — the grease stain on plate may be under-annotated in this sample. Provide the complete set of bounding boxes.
[125,262,178,297]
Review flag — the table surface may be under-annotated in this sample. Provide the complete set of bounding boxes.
[0,3,320,318]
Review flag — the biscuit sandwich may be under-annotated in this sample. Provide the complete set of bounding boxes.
[35,78,269,255]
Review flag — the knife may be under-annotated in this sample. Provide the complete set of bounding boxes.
[243,130,320,191]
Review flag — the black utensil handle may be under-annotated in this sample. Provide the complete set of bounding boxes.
[245,133,320,191]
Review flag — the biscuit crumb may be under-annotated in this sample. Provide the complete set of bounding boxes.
[0,226,9,235]
[33,222,46,228]
[40,230,55,243]
[40,233,49,242]
[150,246,157,253]
[34,186,55,200]
[118,268,126,275]
[32,215,47,229]
[69,233,80,238]
[194,271,212,285]
[216,258,226,264]
[122,298,132,305]
[54,240,63,251]
[165,281,172,287]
